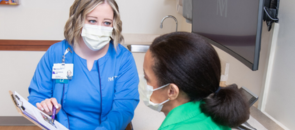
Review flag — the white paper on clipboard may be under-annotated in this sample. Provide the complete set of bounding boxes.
[10,91,68,130]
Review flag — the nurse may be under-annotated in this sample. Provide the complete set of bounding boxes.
[28,0,139,130]
[140,32,250,130]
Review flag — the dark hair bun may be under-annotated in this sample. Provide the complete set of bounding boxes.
[200,84,250,127]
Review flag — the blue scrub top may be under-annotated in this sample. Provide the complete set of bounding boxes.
[28,40,140,130]
[65,56,101,129]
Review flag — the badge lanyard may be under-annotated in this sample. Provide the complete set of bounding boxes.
[53,48,73,84]
[60,47,72,129]
[62,48,70,63]
[58,47,103,128]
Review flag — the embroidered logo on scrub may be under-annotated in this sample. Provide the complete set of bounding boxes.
[108,76,118,81]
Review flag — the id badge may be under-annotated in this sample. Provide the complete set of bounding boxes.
[52,63,74,80]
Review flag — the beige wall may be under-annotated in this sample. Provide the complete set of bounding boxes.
[0,0,184,40]
[117,0,188,34]
[263,0,295,129]
[0,1,71,117]
[0,51,44,115]
[0,1,71,40]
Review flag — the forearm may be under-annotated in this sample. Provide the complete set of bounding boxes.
[28,89,51,107]
[95,99,139,130]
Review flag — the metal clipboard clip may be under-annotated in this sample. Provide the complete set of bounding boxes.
[11,92,26,111]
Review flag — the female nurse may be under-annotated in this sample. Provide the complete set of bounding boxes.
[28,0,139,129]
[140,32,250,130]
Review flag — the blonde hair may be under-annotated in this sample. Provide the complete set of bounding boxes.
[64,0,123,49]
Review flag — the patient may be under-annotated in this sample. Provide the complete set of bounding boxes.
[140,32,250,130]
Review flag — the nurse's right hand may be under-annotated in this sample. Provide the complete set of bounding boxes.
[36,98,61,116]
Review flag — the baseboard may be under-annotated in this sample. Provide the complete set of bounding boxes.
[250,106,285,130]
[0,116,34,126]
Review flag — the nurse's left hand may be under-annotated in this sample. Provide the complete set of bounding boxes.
[36,98,61,116]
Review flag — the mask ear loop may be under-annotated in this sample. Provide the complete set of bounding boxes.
[153,84,170,91]
[159,98,170,105]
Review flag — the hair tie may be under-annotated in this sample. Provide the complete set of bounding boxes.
[214,86,221,95]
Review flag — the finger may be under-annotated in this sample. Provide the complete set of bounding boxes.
[57,104,61,111]
[56,104,62,114]
[50,98,59,109]
[36,103,44,111]
[41,101,50,114]
[45,99,53,112]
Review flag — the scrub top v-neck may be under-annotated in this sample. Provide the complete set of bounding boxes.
[63,53,101,130]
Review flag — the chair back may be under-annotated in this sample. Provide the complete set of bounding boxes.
[239,86,259,106]
[125,122,133,130]
[234,87,259,130]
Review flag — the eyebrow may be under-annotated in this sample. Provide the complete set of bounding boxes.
[86,16,97,19]
[104,18,113,21]
[86,16,113,21]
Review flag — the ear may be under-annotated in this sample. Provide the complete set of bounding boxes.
[167,84,180,100]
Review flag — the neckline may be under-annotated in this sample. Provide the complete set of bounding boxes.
[69,42,114,71]
[72,43,111,61]
[159,101,204,128]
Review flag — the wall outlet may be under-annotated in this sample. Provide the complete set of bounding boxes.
[220,63,230,82]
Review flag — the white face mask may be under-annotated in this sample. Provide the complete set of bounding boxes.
[139,78,170,112]
[81,24,113,51]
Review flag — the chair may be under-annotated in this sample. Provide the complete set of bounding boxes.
[234,87,259,130]
[239,86,259,107]
[125,122,133,130]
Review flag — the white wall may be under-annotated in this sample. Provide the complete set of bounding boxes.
[0,1,72,117]
[0,1,71,40]
[118,0,187,34]
[0,0,184,40]
[0,51,44,115]
[263,0,295,129]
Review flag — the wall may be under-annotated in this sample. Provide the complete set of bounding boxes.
[117,0,189,34]
[0,1,71,117]
[263,0,295,129]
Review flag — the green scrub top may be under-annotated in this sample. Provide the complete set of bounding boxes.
[158,101,231,130]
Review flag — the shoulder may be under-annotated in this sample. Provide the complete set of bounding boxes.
[160,101,230,130]
[44,40,71,59]
[117,44,132,55]
[39,40,71,65]
[115,44,134,60]
[160,120,230,130]
[47,40,69,52]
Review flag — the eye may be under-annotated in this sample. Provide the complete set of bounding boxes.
[104,21,112,26]
[144,76,149,82]
[88,20,97,24]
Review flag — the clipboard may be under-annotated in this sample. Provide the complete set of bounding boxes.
[9,91,68,130]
